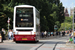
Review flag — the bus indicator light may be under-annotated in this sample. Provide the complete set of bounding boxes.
[21,19,23,21]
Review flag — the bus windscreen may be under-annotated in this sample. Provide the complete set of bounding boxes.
[15,8,33,27]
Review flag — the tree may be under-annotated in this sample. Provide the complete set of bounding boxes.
[0,0,65,31]
[59,16,72,31]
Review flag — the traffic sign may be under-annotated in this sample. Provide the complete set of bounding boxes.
[7,20,10,23]
[7,17,10,23]
[54,25,57,30]
[54,28,57,30]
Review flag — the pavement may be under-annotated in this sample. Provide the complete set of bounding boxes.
[3,40,13,43]
[2,34,75,50]
[39,35,62,40]
[55,43,75,50]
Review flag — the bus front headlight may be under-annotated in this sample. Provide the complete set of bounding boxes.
[13,31,18,35]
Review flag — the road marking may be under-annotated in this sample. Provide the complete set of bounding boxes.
[35,42,45,50]
[53,42,59,50]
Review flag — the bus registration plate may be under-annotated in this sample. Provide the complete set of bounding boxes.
[22,38,27,40]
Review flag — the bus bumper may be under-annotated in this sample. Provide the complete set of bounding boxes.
[13,35,37,41]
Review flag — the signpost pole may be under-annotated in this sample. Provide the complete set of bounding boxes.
[54,25,58,35]
[7,17,10,32]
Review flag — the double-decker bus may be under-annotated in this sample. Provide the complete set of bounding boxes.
[13,5,40,43]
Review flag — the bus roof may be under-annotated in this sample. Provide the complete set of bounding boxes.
[14,5,35,8]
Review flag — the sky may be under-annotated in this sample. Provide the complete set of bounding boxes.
[60,0,75,14]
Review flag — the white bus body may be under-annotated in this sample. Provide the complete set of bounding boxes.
[13,5,40,42]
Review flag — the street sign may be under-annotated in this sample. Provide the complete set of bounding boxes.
[54,25,57,30]
[54,28,57,30]
[7,17,10,23]
[7,20,10,23]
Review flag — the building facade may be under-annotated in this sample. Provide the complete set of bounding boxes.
[64,8,69,17]
[70,8,73,16]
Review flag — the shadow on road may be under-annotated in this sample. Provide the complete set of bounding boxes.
[15,41,66,45]
[0,48,13,50]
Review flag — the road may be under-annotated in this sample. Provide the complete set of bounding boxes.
[0,34,75,50]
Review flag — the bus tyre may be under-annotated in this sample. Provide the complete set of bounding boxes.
[15,41,19,43]
[35,40,39,43]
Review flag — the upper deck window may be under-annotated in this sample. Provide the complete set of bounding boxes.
[15,7,34,27]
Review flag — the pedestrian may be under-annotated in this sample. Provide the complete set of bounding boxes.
[41,31,44,38]
[51,31,53,36]
[0,31,4,43]
[65,31,67,34]
[47,31,50,37]
[58,31,61,36]
[0,33,2,42]
[56,31,58,36]
[70,30,75,43]
[44,31,47,38]
[2,28,6,40]
[2,28,6,35]
[11,29,14,40]
[8,29,12,40]
[68,31,73,43]
[67,30,69,34]
[63,31,65,36]
[62,31,64,36]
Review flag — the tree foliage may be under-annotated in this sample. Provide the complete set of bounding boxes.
[0,0,65,31]
[59,16,72,31]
